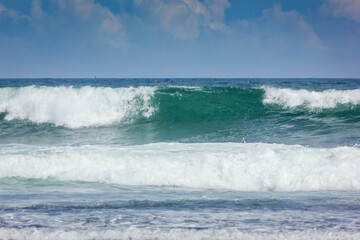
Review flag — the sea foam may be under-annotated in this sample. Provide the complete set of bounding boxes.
[0,228,359,240]
[263,87,360,109]
[0,143,359,192]
[0,86,156,128]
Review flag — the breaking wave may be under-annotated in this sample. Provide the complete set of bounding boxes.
[0,86,156,128]
[263,87,360,109]
[1,143,359,192]
[0,86,359,129]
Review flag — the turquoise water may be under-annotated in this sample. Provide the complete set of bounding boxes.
[0,79,359,239]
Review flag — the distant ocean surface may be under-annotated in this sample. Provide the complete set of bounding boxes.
[0,78,359,239]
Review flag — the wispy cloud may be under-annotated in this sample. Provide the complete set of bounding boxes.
[1,0,126,47]
[134,0,231,40]
[31,0,44,19]
[0,3,30,21]
[232,4,323,50]
[70,0,126,47]
[261,4,323,49]
[323,0,360,23]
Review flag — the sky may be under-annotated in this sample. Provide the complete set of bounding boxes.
[0,0,359,78]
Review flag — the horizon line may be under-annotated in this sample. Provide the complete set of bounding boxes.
[1,77,360,80]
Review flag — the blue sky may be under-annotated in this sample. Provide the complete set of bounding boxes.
[0,0,359,78]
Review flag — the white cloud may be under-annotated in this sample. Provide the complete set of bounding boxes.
[73,0,125,46]
[31,0,44,19]
[135,0,231,39]
[323,0,360,22]
[228,4,324,54]
[0,4,31,21]
[52,0,66,9]
[260,4,323,49]
[30,0,126,47]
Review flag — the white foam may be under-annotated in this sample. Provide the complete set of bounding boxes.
[0,86,156,128]
[0,143,359,192]
[0,228,359,240]
[263,87,360,109]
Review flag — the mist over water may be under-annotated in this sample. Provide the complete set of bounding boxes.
[0,79,359,239]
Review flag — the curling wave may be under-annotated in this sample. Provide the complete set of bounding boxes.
[0,86,156,128]
[263,87,360,109]
[0,143,359,191]
[0,86,359,129]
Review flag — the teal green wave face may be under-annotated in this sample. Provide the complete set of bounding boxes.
[150,88,266,122]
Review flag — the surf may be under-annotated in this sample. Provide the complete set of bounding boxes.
[1,228,359,240]
[1,85,359,129]
[0,86,156,128]
[1,143,359,192]
[263,86,360,109]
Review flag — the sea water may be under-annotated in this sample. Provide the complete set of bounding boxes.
[0,78,359,239]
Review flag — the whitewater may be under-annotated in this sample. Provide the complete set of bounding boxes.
[0,78,359,240]
[1,143,359,191]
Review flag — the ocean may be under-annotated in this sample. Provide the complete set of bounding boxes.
[0,78,359,239]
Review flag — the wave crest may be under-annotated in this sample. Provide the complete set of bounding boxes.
[1,86,360,129]
[0,86,156,128]
[263,87,360,109]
